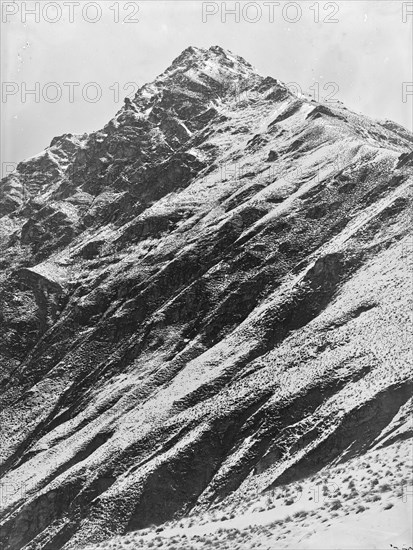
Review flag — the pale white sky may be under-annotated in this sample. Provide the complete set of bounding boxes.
[1,0,412,172]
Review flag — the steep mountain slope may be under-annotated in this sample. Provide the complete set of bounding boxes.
[0,46,412,550]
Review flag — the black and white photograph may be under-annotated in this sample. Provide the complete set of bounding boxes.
[0,1,412,549]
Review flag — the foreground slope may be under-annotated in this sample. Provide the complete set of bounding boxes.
[83,438,413,549]
[0,46,412,549]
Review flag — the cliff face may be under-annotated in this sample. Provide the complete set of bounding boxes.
[0,46,412,549]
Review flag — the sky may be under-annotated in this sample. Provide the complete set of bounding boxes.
[1,0,412,175]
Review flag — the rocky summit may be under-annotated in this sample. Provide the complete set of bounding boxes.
[0,46,412,550]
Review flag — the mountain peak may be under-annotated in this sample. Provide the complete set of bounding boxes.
[164,44,255,79]
[1,43,412,550]
[123,45,260,126]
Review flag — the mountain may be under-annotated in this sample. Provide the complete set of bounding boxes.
[0,46,412,550]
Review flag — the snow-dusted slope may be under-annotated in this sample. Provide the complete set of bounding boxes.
[0,46,412,550]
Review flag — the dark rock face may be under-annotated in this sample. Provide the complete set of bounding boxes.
[0,46,412,549]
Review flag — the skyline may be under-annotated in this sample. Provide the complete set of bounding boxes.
[1,0,412,173]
